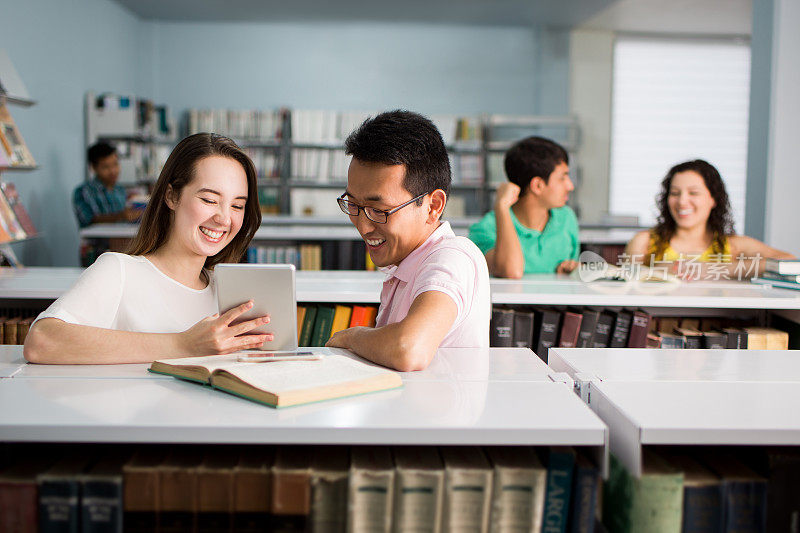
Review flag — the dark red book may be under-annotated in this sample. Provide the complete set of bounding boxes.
[627,309,651,348]
[0,460,44,533]
[558,309,584,348]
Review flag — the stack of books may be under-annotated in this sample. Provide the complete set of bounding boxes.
[753,259,800,291]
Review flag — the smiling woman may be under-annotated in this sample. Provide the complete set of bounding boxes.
[23,134,272,364]
[625,159,795,280]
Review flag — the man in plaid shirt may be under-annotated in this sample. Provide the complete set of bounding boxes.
[73,142,139,228]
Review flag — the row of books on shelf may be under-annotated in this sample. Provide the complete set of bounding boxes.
[296,303,377,347]
[109,140,172,184]
[0,102,35,168]
[606,445,799,533]
[0,444,601,533]
[188,108,285,142]
[0,181,36,243]
[0,309,34,345]
[246,242,376,271]
[490,306,791,360]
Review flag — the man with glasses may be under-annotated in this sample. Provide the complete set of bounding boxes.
[326,110,490,371]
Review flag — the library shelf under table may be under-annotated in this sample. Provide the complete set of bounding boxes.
[0,346,608,473]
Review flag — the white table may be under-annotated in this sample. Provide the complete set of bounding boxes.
[6,268,800,309]
[0,347,607,472]
[548,348,800,399]
[6,346,553,383]
[589,380,800,476]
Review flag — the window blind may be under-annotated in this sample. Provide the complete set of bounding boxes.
[609,36,751,231]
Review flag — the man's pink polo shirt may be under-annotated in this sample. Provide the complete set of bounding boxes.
[375,221,490,347]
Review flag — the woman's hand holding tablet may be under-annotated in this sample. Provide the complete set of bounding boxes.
[180,300,272,355]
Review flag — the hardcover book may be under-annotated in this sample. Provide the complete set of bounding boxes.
[149,353,402,408]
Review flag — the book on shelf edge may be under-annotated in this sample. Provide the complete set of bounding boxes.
[149,352,402,408]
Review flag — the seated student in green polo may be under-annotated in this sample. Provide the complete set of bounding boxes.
[469,136,579,278]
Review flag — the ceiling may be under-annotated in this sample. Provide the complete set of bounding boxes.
[111,0,617,27]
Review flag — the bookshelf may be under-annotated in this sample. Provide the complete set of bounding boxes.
[85,92,176,187]
[186,108,581,217]
[0,51,40,267]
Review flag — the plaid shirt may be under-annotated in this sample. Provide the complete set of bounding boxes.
[73,179,127,228]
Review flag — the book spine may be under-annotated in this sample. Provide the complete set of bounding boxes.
[681,485,722,533]
[0,481,38,533]
[393,470,444,533]
[722,481,767,533]
[39,478,81,533]
[626,311,650,348]
[443,470,492,533]
[535,310,561,362]
[81,478,124,533]
[310,474,348,533]
[271,472,310,532]
[576,311,599,348]
[542,449,575,533]
[512,311,534,348]
[311,305,336,347]
[490,467,546,533]
[592,314,614,348]
[348,470,394,533]
[299,306,318,347]
[490,308,514,347]
[567,464,599,533]
[609,311,632,348]
[558,311,583,348]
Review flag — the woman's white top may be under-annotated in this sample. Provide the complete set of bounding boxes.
[35,252,218,333]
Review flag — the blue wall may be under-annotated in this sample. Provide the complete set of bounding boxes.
[0,0,144,266]
[2,3,571,266]
[150,21,562,116]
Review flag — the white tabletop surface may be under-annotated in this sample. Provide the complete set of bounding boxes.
[5,346,552,383]
[549,348,800,383]
[6,267,800,309]
[591,380,800,445]
[0,346,605,446]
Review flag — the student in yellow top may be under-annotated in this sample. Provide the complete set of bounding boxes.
[626,159,794,279]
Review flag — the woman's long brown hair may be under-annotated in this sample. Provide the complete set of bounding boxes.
[126,133,261,270]
[649,159,734,263]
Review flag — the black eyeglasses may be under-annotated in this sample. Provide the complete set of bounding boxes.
[337,192,428,224]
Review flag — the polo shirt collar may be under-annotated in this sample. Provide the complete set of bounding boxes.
[379,221,453,283]
[510,207,552,237]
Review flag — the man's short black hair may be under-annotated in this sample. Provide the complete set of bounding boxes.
[344,110,451,200]
[504,136,569,191]
[87,142,117,167]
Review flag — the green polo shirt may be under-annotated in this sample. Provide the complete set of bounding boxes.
[468,205,580,274]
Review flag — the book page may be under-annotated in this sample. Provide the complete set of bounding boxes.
[218,355,396,394]
[153,354,247,373]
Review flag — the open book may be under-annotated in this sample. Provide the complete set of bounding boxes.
[149,351,402,408]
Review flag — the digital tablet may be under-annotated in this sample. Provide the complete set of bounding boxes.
[215,263,298,351]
